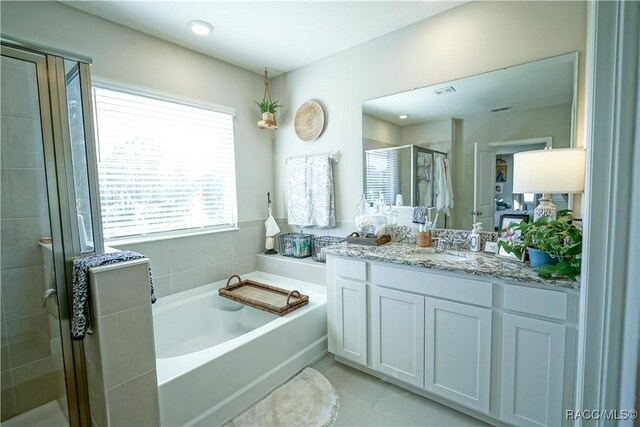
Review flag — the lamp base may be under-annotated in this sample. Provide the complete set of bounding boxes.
[534,194,556,221]
[264,249,278,255]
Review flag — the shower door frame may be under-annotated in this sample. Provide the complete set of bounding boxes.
[1,39,102,427]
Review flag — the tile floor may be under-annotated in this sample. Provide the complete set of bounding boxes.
[1,400,68,427]
[311,354,490,427]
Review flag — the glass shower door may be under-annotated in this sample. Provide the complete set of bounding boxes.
[1,52,70,425]
[0,40,100,426]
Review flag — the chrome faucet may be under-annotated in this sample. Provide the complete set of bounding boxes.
[42,288,57,308]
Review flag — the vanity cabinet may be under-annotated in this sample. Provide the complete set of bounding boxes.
[500,284,569,427]
[333,258,368,365]
[326,254,578,427]
[335,279,367,365]
[424,298,492,413]
[371,286,424,387]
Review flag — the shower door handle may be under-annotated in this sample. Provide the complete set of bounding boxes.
[42,288,57,308]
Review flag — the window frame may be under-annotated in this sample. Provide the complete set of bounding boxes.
[92,78,239,245]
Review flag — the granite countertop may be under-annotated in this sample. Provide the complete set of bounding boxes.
[324,242,578,290]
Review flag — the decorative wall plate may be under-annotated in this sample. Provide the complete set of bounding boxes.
[294,101,325,141]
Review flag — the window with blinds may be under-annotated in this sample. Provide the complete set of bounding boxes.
[92,86,237,241]
[365,149,399,205]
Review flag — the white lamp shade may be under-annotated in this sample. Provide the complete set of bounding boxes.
[513,148,586,193]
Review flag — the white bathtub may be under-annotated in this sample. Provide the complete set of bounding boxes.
[153,272,328,426]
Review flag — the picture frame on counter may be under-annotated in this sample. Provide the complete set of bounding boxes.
[496,238,525,262]
[484,241,498,253]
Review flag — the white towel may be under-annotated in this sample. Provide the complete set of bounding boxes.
[287,154,336,227]
[435,157,454,215]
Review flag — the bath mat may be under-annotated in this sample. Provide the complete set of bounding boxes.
[228,368,339,427]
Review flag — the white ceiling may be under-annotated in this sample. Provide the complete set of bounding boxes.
[62,1,464,76]
[362,52,577,125]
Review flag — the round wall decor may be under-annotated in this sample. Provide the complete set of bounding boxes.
[294,101,325,142]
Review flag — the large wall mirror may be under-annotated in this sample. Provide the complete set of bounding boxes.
[362,52,578,230]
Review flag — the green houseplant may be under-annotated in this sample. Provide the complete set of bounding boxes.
[497,209,583,281]
[254,98,283,114]
[255,99,283,129]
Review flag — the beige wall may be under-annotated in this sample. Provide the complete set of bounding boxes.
[362,114,402,149]
[454,102,572,228]
[272,1,587,224]
[0,0,272,223]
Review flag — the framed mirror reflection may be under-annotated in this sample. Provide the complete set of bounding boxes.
[362,51,578,230]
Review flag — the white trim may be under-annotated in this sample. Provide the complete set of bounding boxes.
[488,136,553,148]
[105,225,239,246]
[91,76,236,116]
[576,0,639,420]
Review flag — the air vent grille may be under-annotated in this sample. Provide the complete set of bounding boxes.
[433,86,456,95]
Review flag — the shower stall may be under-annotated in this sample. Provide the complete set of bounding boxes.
[1,38,103,426]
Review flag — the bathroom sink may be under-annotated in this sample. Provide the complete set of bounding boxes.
[405,252,469,262]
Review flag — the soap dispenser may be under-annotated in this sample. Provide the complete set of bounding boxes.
[469,222,483,252]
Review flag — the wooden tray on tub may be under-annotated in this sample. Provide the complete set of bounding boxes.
[218,275,309,316]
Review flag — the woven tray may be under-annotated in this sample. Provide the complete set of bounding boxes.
[346,232,391,246]
[218,275,309,316]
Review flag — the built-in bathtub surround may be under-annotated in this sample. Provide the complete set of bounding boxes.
[155,273,327,426]
[111,220,266,298]
[83,259,160,427]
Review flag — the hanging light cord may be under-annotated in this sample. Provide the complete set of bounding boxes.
[263,68,271,102]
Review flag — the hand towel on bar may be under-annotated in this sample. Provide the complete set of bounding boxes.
[287,154,336,227]
[435,156,454,215]
[71,251,156,341]
[412,206,428,224]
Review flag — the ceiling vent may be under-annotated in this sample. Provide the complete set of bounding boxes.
[491,106,512,113]
[433,86,456,95]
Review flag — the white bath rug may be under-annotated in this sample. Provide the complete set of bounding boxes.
[228,367,339,427]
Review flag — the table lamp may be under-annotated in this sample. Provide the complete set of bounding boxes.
[513,148,586,220]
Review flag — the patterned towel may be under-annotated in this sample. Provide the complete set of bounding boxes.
[72,251,156,340]
[412,206,428,224]
[287,154,336,227]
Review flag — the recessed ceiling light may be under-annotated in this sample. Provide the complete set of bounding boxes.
[398,114,409,120]
[188,20,214,36]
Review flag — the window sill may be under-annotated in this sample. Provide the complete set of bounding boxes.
[105,226,240,247]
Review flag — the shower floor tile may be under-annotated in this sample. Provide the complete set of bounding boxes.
[1,400,68,427]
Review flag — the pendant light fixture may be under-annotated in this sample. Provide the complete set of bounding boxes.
[256,68,281,130]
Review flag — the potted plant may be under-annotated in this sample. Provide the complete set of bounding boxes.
[497,209,582,281]
[255,98,283,125]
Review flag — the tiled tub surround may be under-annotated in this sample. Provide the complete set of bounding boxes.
[111,220,266,298]
[84,259,160,427]
[324,242,576,288]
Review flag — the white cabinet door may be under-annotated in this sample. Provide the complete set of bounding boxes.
[500,313,566,426]
[335,279,367,365]
[371,286,425,387]
[424,298,492,413]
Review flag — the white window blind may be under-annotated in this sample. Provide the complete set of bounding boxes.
[365,149,399,205]
[93,87,237,241]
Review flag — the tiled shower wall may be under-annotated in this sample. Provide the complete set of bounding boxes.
[0,56,64,420]
[112,220,266,298]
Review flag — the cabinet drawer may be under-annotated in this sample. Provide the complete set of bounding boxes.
[371,264,492,307]
[336,258,367,281]
[503,285,568,321]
